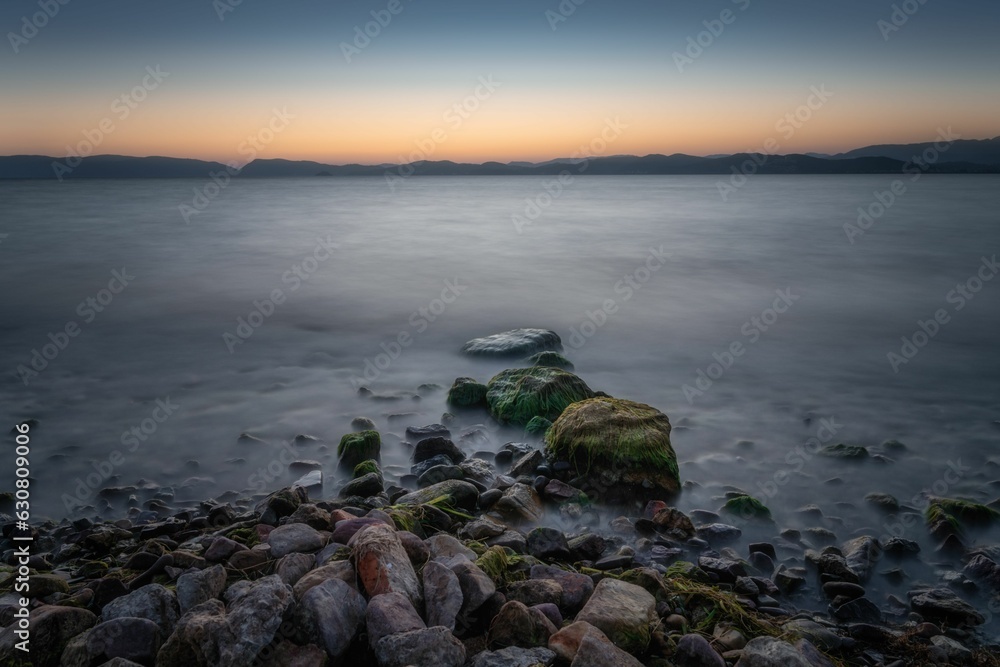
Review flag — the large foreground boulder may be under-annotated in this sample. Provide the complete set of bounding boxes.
[486,367,594,426]
[545,397,679,500]
[462,329,562,357]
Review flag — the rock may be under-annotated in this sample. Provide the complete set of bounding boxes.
[423,560,463,630]
[447,377,488,408]
[418,464,465,488]
[331,516,389,544]
[340,472,384,498]
[257,642,328,666]
[103,584,180,636]
[674,633,726,667]
[736,637,833,667]
[28,573,70,598]
[722,495,772,521]
[842,536,881,583]
[177,564,227,614]
[651,507,696,538]
[414,436,467,464]
[815,553,860,584]
[293,560,355,599]
[698,556,747,583]
[224,575,295,660]
[817,443,869,459]
[527,527,572,560]
[352,416,376,431]
[548,621,593,663]
[153,599,230,666]
[931,635,973,663]
[1,606,97,667]
[494,483,543,523]
[529,351,573,369]
[395,479,480,512]
[486,367,594,426]
[545,397,678,501]
[508,579,563,608]
[204,536,247,562]
[531,564,594,613]
[351,524,423,609]
[821,581,865,600]
[487,600,558,649]
[427,534,477,561]
[908,587,985,626]
[295,578,367,660]
[406,424,452,440]
[568,533,606,561]
[525,416,554,436]
[576,578,656,654]
[882,536,920,556]
[713,625,747,651]
[292,470,322,491]
[267,523,326,558]
[452,559,497,618]
[275,552,315,587]
[337,430,381,469]
[366,591,426,645]
[228,549,269,570]
[864,492,899,512]
[472,646,557,667]
[373,626,466,667]
[462,328,563,357]
[569,625,643,667]
[831,596,881,624]
[509,450,544,477]
[87,617,162,665]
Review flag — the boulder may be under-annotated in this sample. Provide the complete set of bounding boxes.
[372,626,466,667]
[295,578,367,661]
[486,367,594,426]
[351,524,423,609]
[575,578,656,654]
[423,560,463,631]
[337,430,381,469]
[177,564,227,614]
[462,329,563,357]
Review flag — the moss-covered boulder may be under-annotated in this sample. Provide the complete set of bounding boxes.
[926,497,1000,539]
[338,430,381,470]
[446,377,488,408]
[486,367,594,426]
[525,416,553,437]
[527,351,574,370]
[545,397,679,501]
[721,494,772,521]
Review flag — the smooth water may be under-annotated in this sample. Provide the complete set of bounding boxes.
[2,175,1000,613]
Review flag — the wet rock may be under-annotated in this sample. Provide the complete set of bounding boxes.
[842,536,881,583]
[395,479,479,513]
[815,553,860,585]
[292,560,355,599]
[510,450,544,477]
[546,397,678,501]
[452,559,497,618]
[372,626,466,667]
[87,617,162,665]
[881,536,920,557]
[292,578,366,661]
[472,646,557,667]
[228,548,269,570]
[569,625,643,667]
[418,464,465,488]
[1,606,97,667]
[494,483,543,523]
[337,430,381,470]
[423,560,463,630]
[352,416,376,431]
[426,533,476,561]
[267,523,325,558]
[28,573,70,598]
[817,443,869,459]
[275,551,316,587]
[331,516,389,544]
[831,596,881,624]
[698,556,747,583]
[931,635,972,663]
[459,457,497,486]
[736,636,831,667]
[366,591,426,646]
[406,424,451,440]
[568,533,606,561]
[292,470,323,491]
[674,633,726,667]
[908,587,985,626]
[103,583,180,636]
[447,377,489,408]
[650,507,696,538]
[340,472,384,498]
[576,578,656,654]
[527,526,572,560]
[462,328,563,357]
[177,563,227,614]
[204,536,247,562]
[531,564,594,613]
[486,367,594,426]
[507,579,563,608]
[487,600,558,649]
[414,436,466,464]
[351,523,423,608]
[696,523,742,545]
[864,492,899,512]
[822,580,865,600]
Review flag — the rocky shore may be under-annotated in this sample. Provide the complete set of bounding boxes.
[3,329,1000,667]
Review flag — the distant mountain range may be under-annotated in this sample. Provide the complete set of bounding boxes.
[2,137,998,179]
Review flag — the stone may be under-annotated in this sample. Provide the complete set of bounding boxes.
[295,578,366,661]
[340,472,384,498]
[427,534,477,561]
[0,606,97,667]
[548,621,594,663]
[452,559,497,618]
[530,564,594,613]
[267,523,325,558]
[674,633,726,667]
[372,626,466,667]
[351,524,423,609]
[695,523,742,545]
[395,479,480,512]
[509,450,544,477]
[337,430,381,469]
[293,560,355,599]
[423,560,463,631]
[931,635,973,663]
[736,637,832,667]
[507,579,563,608]
[204,536,247,562]
[87,617,162,665]
[331,516,389,544]
[462,329,563,357]
[842,536,881,583]
[576,578,656,654]
[472,646,557,667]
[414,436,466,464]
[275,552,315,587]
[103,584,180,636]
[569,626,643,667]
[527,527,572,560]
[486,367,594,426]
[286,503,331,530]
[908,587,985,626]
[494,483,544,523]
[545,397,678,501]
[447,377,489,408]
[487,600,558,649]
[176,563,227,614]
[418,464,465,488]
[366,591,426,645]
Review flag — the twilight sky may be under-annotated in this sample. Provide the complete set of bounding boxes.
[2,0,998,164]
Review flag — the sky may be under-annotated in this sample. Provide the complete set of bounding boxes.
[1,0,998,164]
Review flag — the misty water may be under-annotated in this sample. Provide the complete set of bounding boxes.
[3,175,1000,620]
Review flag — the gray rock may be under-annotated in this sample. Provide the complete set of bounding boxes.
[510,450,544,477]
[275,551,315,587]
[473,646,557,667]
[569,626,643,667]
[736,637,831,667]
[451,560,497,619]
[530,564,594,613]
[373,626,466,667]
[267,523,326,558]
[487,600,558,649]
[427,534,477,562]
[576,578,656,654]
[494,483,544,523]
[931,635,973,663]
[296,578,367,661]
[1,606,97,667]
[908,587,985,626]
[842,536,881,583]
[293,559,356,599]
[526,527,572,560]
[340,472,384,498]
[507,579,562,608]
[414,437,466,464]
[103,584,180,636]
[461,329,562,357]
[423,560,463,631]
[418,464,465,488]
[395,480,480,513]
[87,617,162,665]
[204,536,247,562]
[177,564,227,614]
[366,591,426,645]
[674,633,726,667]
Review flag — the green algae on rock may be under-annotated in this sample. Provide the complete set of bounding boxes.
[524,416,553,437]
[722,494,772,521]
[527,350,574,369]
[337,430,381,470]
[817,443,870,459]
[545,397,679,500]
[446,377,488,408]
[925,497,1000,539]
[486,367,594,426]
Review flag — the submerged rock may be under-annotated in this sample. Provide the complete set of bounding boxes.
[486,367,594,426]
[462,328,563,357]
[545,397,679,500]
